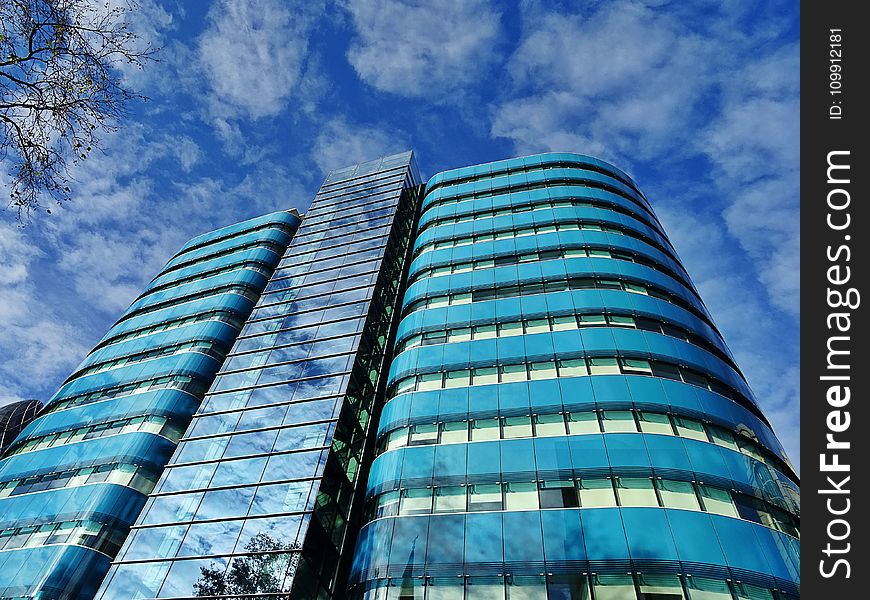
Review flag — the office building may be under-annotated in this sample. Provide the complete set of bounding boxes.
[347,154,800,600]
[0,400,43,453]
[0,211,301,599]
[95,152,423,599]
[2,152,800,600]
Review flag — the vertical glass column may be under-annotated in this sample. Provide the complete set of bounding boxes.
[97,152,422,600]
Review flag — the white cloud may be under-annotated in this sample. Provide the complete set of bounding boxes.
[345,0,503,97]
[312,118,410,174]
[197,0,322,120]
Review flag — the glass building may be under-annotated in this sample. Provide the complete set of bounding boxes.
[347,154,800,600]
[1,152,799,600]
[0,400,43,453]
[95,152,423,599]
[0,211,301,599]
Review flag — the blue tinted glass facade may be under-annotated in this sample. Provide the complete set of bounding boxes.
[96,152,423,600]
[348,154,800,600]
[0,211,300,600]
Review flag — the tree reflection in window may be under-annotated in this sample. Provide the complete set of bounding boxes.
[193,533,301,597]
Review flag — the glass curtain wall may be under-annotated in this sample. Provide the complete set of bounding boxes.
[347,153,800,600]
[0,211,300,600]
[96,152,422,600]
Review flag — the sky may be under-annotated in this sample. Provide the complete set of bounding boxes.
[0,0,800,469]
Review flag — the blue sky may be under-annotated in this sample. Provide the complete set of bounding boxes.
[0,0,800,468]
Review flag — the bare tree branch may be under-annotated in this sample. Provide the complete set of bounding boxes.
[0,0,156,221]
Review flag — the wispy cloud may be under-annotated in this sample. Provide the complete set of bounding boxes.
[344,0,503,98]
[197,0,323,120]
[312,118,410,174]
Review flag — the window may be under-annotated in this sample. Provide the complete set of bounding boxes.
[558,359,588,377]
[578,314,607,327]
[616,477,659,507]
[434,486,466,513]
[440,421,468,444]
[500,364,528,383]
[445,370,471,389]
[409,424,438,446]
[385,428,408,451]
[499,322,523,337]
[733,583,775,600]
[376,491,400,518]
[578,478,617,507]
[534,414,567,437]
[698,485,738,517]
[588,358,621,375]
[399,488,432,516]
[684,577,733,600]
[708,427,740,451]
[567,412,600,435]
[551,316,577,331]
[471,418,501,441]
[473,324,497,339]
[417,373,443,391]
[658,480,701,510]
[600,411,638,433]
[529,361,557,380]
[539,480,579,509]
[525,319,550,334]
[673,417,708,442]
[637,573,685,599]
[621,358,652,375]
[396,378,416,394]
[503,416,533,439]
[449,328,472,342]
[473,367,499,386]
[468,484,503,511]
[638,412,673,435]
[592,575,636,600]
[504,482,539,510]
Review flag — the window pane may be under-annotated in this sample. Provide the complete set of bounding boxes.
[616,478,659,507]
[508,575,547,600]
[418,373,443,391]
[674,417,708,441]
[578,479,617,507]
[567,412,600,434]
[399,488,432,516]
[600,411,637,433]
[468,483,503,511]
[529,361,557,380]
[685,577,733,600]
[551,316,577,331]
[502,416,533,439]
[658,480,701,510]
[445,370,471,388]
[588,358,621,375]
[467,576,505,600]
[698,485,738,517]
[376,491,400,518]
[708,427,740,451]
[558,359,588,377]
[473,324,497,339]
[471,418,500,441]
[525,319,550,334]
[434,486,466,513]
[385,428,408,451]
[434,422,465,445]
[547,574,591,600]
[449,328,472,342]
[592,574,636,600]
[504,482,539,510]
[534,414,566,437]
[409,424,439,446]
[733,583,775,600]
[638,412,673,435]
[539,480,579,509]
[638,573,685,599]
[501,364,528,382]
[473,367,499,385]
